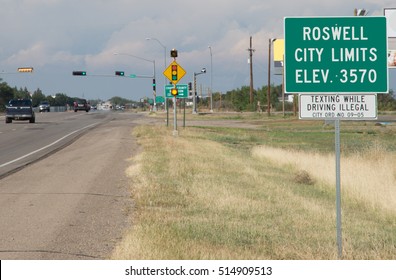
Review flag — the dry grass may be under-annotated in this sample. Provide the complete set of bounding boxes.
[111,123,396,260]
[252,143,396,214]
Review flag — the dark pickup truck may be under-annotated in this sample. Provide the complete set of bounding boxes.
[5,99,36,123]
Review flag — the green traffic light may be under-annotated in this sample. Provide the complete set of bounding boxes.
[72,71,87,76]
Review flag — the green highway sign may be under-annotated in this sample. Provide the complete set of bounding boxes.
[155,96,165,103]
[165,84,189,98]
[284,17,388,93]
[129,74,137,78]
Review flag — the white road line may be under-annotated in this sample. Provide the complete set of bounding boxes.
[0,122,99,168]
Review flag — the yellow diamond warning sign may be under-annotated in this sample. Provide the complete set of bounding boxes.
[163,61,186,84]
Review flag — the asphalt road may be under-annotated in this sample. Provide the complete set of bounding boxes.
[0,110,143,259]
[0,111,113,178]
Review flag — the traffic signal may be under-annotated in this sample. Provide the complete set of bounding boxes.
[170,49,178,58]
[18,67,33,73]
[115,71,125,76]
[152,79,156,91]
[188,82,192,96]
[171,87,178,96]
[72,71,87,76]
[171,65,178,81]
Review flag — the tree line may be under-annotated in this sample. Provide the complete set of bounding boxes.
[0,79,135,112]
[1,78,396,112]
[196,85,396,112]
[0,80,77,111]
[217,84,285,111]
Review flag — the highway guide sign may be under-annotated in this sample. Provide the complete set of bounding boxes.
[165,84,189,98]
[284,17,388,93]
[299,94,377,120]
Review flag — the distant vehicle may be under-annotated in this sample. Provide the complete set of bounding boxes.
[73,99,90,112]
[5,99,36,123]
[39,101,50,112]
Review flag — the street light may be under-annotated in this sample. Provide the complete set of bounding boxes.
[267,38,276,116]
[113,52,155,70]
[113,52,157,111]
[146,38,166,70]
[146,37,167,112]
[208,46,213,112]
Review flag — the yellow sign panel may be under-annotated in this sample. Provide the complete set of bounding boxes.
[163,61,186,84]
[273,39,284,62]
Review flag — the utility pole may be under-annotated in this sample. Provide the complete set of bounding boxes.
[248,36,255,104]
[267,38,275,116]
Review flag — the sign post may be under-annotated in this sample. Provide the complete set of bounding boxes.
[285,16,388,259]
[163,50,186,136]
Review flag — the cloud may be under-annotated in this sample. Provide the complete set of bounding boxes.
[1,0,395,100]
[4,43,82,68]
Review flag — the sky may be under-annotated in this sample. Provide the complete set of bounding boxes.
[1,0,396,101]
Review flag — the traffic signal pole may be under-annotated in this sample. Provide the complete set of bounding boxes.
[170,49,179,136]
[193,68,207,114]
[163,49,188,136]
[193,73,197,114]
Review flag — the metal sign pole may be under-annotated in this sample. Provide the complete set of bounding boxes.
[166,98,169,127]
[173,96,178,136]
[335,119,342,259]
[183,99,186,127]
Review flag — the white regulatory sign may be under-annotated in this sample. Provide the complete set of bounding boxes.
[299,94,377,120]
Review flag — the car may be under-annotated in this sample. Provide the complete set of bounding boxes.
[73,99,90,112]
[39,101,50,112]
[5,99,35,123]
